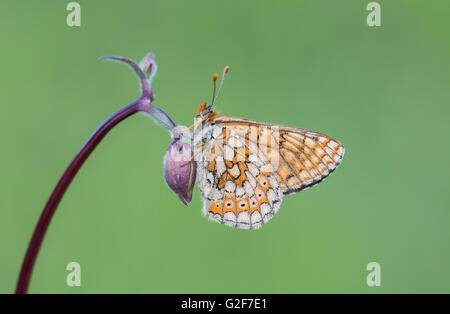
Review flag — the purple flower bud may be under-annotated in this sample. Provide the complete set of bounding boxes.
[139,51,157,82]
[163,139,196,205]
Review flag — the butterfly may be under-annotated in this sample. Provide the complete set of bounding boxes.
[191,67,345,229]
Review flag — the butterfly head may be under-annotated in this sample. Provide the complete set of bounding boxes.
[195,66,230,119]
[195,101,213,118]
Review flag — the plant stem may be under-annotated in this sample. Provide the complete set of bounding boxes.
[15,98,147,294]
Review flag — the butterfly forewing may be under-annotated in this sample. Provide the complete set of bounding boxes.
[276,129,344,194]
[194,115,345,229]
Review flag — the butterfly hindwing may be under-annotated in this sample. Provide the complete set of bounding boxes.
[197,137,283,229]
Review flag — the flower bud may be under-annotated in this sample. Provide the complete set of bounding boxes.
[163,139,196,205]
[139,51,157,82]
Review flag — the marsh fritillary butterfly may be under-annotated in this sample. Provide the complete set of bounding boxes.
[191,67,345,229]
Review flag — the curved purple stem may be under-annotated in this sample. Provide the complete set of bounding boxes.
[16,52,176,294]
[16,99,147,294]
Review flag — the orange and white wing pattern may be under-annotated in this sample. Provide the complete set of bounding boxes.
[196,144,283,229]
[276,128,344,194]
[193,116,345,229]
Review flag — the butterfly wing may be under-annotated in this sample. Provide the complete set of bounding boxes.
[276,128,344,194]
[196,139,283,229]
[194,116,345,229]
[211,116,345,194]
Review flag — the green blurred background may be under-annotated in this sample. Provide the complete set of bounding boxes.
[1,0,449,293]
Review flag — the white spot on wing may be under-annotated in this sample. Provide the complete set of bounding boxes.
[208,213,223,224]
[224,211,236,222]
[224,145,234,161]
[236,186,245,198]
[246,171,257,188]
[267,189,277,206]
[268,175,279,189]
[315,148,325,156]
[260,203,271,217]
[212,126,222,139]
[248,163,260,177]
[305,137,315,148]
[207,172,214,184]
[249,154,264,167]
[224,181,236,193]
[237,211,250,224]
[251,211,262,225]
[333,154,341,163]
[215,156,226,177]
[228,136,244,148]
[299,171,311,182]
[324,146,335,158]
[263,211,273,223]
[244,181,255,197]
[322,155,334,166]
[229,164,241,178]
[318,137,328,144]
[328,141,338,151]
[311,154,319,163]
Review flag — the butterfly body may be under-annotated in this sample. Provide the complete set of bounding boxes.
[193,111,345,230]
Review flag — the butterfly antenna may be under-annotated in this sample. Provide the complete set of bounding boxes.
[211,66,230,107]
[211,73,218,105]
